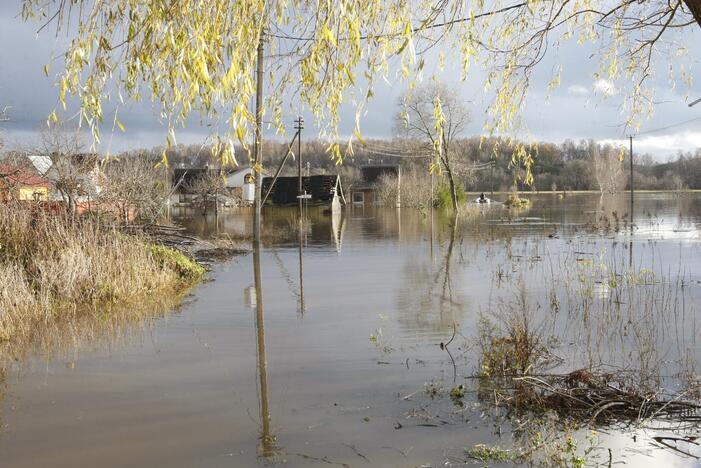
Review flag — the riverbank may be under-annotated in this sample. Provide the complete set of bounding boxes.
[0,205,207,347]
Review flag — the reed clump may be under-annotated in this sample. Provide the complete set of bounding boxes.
[503,193,531,208]
[0,205,204,343]
[478,286,553,378]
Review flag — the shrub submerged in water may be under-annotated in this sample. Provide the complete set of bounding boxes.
[0,205,204,343]
[436,183,467,209]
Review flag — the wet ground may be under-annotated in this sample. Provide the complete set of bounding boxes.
[2,192,701,467]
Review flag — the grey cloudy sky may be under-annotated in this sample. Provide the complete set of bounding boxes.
[1,2,700,160]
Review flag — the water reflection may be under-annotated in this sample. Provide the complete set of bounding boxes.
[297,216,306,315]
[396,214,468,336]
[252,236,278,459]
[2,193,701,467]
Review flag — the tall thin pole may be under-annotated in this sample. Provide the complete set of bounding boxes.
[430,165,434,257]
[295,116,305,315]
[251,31,272,456]
[629,135,634,230]
[295,116,304,214]
[253,31,265,242]
[253,243,274,456]
[298,219,305,315]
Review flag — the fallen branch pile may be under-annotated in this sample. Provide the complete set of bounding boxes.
[122,224,249,263]
[487,370,701,425]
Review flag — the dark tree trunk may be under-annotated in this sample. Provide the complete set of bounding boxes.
[445,165,458,213]
[442,137,459,213]
[684,0,701,28]
[68,195,76,220]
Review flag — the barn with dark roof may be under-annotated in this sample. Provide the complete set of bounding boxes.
[261,175,344,211]
[351,165,401,207]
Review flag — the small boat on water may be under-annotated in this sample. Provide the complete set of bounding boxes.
[472,193,497,204]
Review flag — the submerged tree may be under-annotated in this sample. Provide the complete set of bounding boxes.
[21,0,701,179]
[395,82,470,212]
[590,142,626,195]
[183,170,226,216]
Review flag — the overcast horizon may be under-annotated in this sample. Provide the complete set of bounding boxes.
[2,3,701,161]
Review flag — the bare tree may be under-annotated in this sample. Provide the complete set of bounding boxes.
[27,124,95,218]
[0,106,10,152]
[590,142,626,194]
[337,166,361,195]
[98,157,169,223]
[395,83,470,212]
[183,170,226,215]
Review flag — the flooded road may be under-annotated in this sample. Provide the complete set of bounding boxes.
[2,192,701,467]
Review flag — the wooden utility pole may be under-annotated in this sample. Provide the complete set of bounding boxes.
[253,31,265,242]
[629,135,634,229]
[251,27,273,457]
[295,116,304,214]
[294,116,306,315]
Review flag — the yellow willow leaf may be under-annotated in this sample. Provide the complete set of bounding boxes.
[395,38,408,55]
[199,59,211,83]
[400,59,409,78]
[228,140,238,166]
[116,119,125,132]
[236,123,246,146]
[322,24,337,47]
[353,127,365,145]
[46,110,58,127]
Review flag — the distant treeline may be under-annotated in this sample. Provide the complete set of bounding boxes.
[124,137,701,192]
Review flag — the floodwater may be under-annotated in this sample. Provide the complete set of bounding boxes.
[2,192,701,467]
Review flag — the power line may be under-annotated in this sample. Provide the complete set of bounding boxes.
[267,2,527,42]
[635,116,701,136]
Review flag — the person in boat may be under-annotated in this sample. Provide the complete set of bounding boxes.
[478,192,487,203]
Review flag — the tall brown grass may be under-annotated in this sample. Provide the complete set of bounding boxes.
[0,205,204,344]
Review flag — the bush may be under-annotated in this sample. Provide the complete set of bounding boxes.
[150,244,205,282]
[0,205,204,343]
[435,183,466,209]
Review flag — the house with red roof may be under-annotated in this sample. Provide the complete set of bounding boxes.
[0,164,50,203]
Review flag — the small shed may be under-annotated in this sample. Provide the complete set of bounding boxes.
[261,175,344,211]
[352,165,401,207]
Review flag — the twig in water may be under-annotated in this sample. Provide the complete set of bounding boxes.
[440,323,458,382]
[652,436,700,459]
[286,451,351,467]
[342,443,370,463]
[381,445,409,457]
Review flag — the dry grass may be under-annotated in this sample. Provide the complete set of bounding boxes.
[0,205,204,345]
[478,284,554,377]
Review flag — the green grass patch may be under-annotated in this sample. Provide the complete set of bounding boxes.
[150,244,206,282]
[465,444,510,463]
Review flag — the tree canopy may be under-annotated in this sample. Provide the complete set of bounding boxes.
[22,0,701,179]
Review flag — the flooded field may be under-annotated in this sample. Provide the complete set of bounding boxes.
[2,192,701,467]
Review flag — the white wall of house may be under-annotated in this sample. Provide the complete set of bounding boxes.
[226,168,257,205]
[242,183,255,204]
[225,168,254,188]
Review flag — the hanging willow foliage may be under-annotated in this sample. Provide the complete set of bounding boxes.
[21,0,701,182]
